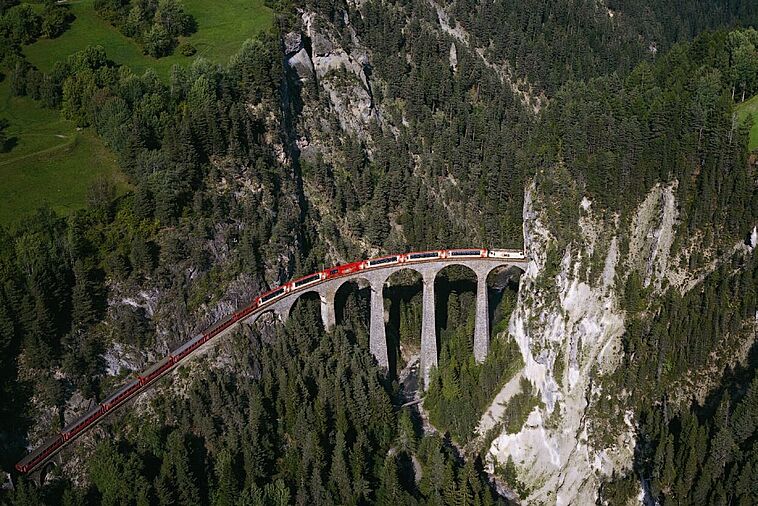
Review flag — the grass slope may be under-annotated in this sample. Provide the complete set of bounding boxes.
[736,93,758,152]
[24,0,274,79]
[0,81,124,227]
[4,0,272,226]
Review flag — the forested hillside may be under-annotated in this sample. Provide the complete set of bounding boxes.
[0,0,756,504]
[8,298,507,505]
[445,0,758,95]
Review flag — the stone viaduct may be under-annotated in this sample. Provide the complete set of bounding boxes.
[244,257,527,386]
[16,251,528,480]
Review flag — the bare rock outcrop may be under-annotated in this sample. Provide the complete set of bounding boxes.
[484,178,757,504]
[485,183,629,505]
[300,11,379,139]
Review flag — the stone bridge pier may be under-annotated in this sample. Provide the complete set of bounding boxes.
[246,258,524,388]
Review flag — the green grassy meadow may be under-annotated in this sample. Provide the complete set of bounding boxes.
[736,93,758,152]
[2,0,273,226]
[0,81,124,227]
[24,0,274,79]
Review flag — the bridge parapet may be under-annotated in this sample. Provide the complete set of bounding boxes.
[257,256,526,387]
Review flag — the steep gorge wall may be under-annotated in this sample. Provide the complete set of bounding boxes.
[484,180,756,505]
[487,183,629,505]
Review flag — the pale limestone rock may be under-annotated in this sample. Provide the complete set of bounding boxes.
[283,31,303,56]
[627,181,678,290]
[485,183,632,505]
[287,48,315,81]
[311,32,333,56]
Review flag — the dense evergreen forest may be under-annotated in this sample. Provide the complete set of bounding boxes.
[0,0,756,504]
[585,246,758,505]
[6,298,507,505]
[536,28,758,248]
[447,0,758,95]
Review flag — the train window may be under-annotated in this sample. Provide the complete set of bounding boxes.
[369,256,398,266]
[295,274,320,287]
[260,287,285,303]
[410,252,438,259]
[450,250,480,256]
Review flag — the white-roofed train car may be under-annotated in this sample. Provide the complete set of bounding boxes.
[258,286,287,306]
[405,250,442,262]
[291,272,325,290]
[366,255,400,268]
[487,249,526,260]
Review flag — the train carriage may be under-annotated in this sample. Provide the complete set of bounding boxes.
[234,303,258,321]
[405,250,442,262]
[101,379,140,411]
[62,404,103,440]
[139,357,172,385]
[15,434,63,473]
[206,311,239,337]
[170,334,206,362]
[324,261,364,279]
[487,249,526,260]
[446,248,487,258]
[366,255,400,267]
[258,286,286,306]
[292,272,325,290]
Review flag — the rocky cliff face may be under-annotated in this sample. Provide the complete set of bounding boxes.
[285,11,383,154]
[483,180,756,505]
[486,183,629,505]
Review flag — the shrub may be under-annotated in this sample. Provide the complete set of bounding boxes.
[178,42,196,56]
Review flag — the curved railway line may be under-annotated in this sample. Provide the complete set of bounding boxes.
[16,247,526,475]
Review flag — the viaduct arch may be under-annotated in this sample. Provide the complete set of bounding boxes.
[248,257,526,385]
[15,249,527,476]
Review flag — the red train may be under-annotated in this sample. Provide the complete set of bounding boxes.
[15,248,524,474]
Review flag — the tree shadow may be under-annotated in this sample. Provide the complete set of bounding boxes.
[695,336,758,422]
[1,136,18,153]
[435,266,477,356]
[334,280,370,348]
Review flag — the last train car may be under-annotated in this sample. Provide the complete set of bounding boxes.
[15,434,64,474]
[487,249,526,260]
